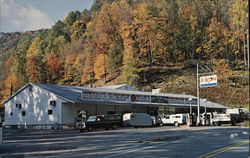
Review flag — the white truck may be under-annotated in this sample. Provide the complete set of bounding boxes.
[161,114,187,126]
[210,113,232,126]
[123,113,153,127]
[210,108,247,126]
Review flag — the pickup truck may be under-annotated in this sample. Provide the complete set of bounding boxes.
[226,108,248,121]
[210,109,247,126]
[76,114,123,132]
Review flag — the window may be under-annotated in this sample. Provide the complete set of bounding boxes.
[48,110,53,115]
[10,112,13,116]
[16,104,22,109]
[50,101,56,107]
[22,111,26,116]
[87,116,96,122]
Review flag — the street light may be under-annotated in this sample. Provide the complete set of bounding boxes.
[188,98,192,114]
[188,98,193,126]
[203,99,207,113]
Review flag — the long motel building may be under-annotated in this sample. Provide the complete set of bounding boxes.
[3,83,227,128]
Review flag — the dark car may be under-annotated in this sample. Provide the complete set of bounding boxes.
[77,114,123,132]
[151,116,163,127]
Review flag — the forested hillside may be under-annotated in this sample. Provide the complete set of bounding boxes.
[0,0,249,107]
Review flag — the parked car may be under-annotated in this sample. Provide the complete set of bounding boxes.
[123,113,152,127]
[161,114,187,126]
[77,114,123,132]
[151,116,163,127]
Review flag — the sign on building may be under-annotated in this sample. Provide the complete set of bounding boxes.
[200,75,217,87]
[152,88,161,94]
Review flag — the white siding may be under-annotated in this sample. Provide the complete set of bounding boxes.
[4,85,63,126]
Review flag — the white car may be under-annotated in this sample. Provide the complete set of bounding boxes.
[161,114,187,126]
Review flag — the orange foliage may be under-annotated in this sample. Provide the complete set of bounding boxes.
[81,53,94,83]
[94,53,107,80]
[1,74,22,103]
[45,54,62,80]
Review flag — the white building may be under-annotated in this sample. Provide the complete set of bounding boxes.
[3,83,227,128]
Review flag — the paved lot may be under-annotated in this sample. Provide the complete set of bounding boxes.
[0,126,249,158]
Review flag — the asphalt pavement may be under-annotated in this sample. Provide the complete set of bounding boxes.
[0,126,249,158]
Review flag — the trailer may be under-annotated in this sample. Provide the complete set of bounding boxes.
[123,113,152,127]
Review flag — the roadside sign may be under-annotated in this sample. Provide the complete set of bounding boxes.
[200,75,217,87]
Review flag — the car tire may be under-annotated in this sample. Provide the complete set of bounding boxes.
[215,122,221,126]
[231,120,236,126]
[174,122,179,127]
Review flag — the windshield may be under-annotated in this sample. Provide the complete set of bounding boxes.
[87,116,96,122]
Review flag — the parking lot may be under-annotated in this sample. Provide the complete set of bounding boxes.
[0,126,249,158]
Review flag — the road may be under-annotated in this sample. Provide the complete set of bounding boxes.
[0,126,249,158]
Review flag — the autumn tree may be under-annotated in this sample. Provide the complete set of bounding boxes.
[81,51,95,86]
[132,2,169,83]
[121,25,140,86]
[229,0,248,65]
[26,37,46,83]
[94,53,107,80]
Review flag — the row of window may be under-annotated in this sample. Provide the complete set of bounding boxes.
[82,92,197,105]
[16,104,22,109]
[10,110,53,117]
[15,101,56,110]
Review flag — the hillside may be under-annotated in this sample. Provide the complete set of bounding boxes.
[92,59,249,108]
[0,0,249,108]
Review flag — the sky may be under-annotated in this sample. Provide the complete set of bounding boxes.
[0,0,94,33]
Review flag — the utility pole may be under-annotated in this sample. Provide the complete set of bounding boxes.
[197,63,200,125]
[247,29,249,69]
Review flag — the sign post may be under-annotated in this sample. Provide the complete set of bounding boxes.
[196,63,217,125]
[197,63,200,125]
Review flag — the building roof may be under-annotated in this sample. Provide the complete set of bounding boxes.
[200,99,228,109]
[100,84,137,91]
[3,83,228,109]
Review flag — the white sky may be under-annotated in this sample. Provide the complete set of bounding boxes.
[0,0,94,32]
